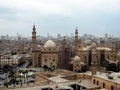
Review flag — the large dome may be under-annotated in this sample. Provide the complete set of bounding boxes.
[44,40,56,48]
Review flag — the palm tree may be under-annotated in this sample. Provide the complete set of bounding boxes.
[8,70,13,81]
[3,65,10,88]
[4,82,8,88]
[18,70,23,86]
[22,70,29,85]
[22,70,26,84]
[8,70,16,87]
[25,70,29,85]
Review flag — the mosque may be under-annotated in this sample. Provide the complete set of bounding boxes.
[31,25,119,72]
[31,25,72,70]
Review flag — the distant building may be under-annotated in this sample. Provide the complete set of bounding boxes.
[0,54,24,67]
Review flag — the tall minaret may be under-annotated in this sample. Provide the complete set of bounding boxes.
[91,49,97,76]
[32,25,37,50]
[32,25,37,67]
[75,27,79,47]
[62,36,66,47]
[74,27,79,55]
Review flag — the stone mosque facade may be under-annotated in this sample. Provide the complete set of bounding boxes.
[31,25,119,72]
[74,29,118,67]
[32,25,59,68]
[31,25,72,69]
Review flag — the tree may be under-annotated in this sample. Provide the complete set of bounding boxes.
[43,65,48,71]
[18,70,23,86]
[8,70,17,87]
[117,61,120,69]
[4,82,8,88]
[8,70,13,81]
[25,70,29,85]
[101,60,109,68]
[81,65,89,72]
[107,63,120,72]
[3,65,12,88]
[22,70,26,84]
[22,70,29,85]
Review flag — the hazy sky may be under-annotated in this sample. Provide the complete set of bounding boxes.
[0,0,120,37]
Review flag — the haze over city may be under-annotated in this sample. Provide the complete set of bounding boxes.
[0,0,120,37]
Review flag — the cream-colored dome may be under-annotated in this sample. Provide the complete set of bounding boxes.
[44,40,56,48]
[91,42,96,48]
[74,56,81,61]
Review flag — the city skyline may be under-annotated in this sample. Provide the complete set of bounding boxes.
[0,0,120,37]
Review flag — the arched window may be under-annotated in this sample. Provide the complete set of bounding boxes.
[50,62,52,66]
[53,65,55,68]
[93,79,95,84]
[53,59,55,61]
[45,59,47,62]
[103,83,105,88]
[97,81,99,85]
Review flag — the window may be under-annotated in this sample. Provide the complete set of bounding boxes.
[94,61,96,64]
[103,83,105,88]
[50,62,52,66]
[93,79,95,84]
[53,65,55,68]
[45,59,47,62]
[76,64,78,66]
[84,56,87,63]
[97,81,99,85]
[111,85,114,90]
[53,59,55,61]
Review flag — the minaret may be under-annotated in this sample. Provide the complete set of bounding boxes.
[74,27,79,55]
[32,25,37,50]
[62,36,66,47]
[32,25,37,67]
[75,27,79,47]
[91,49,97,76]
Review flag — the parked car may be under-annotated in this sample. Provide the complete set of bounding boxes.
[0,70,4,74]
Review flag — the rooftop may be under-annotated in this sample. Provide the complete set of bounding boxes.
[48,76,68,83]
[94,72,120,85]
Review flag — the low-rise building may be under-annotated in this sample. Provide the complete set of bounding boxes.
[92,72,120,90]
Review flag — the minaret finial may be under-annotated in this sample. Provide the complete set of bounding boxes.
[75,27,78,34]
[33,24,35,28]
[32,24,36,31]
[76,27,78,30]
